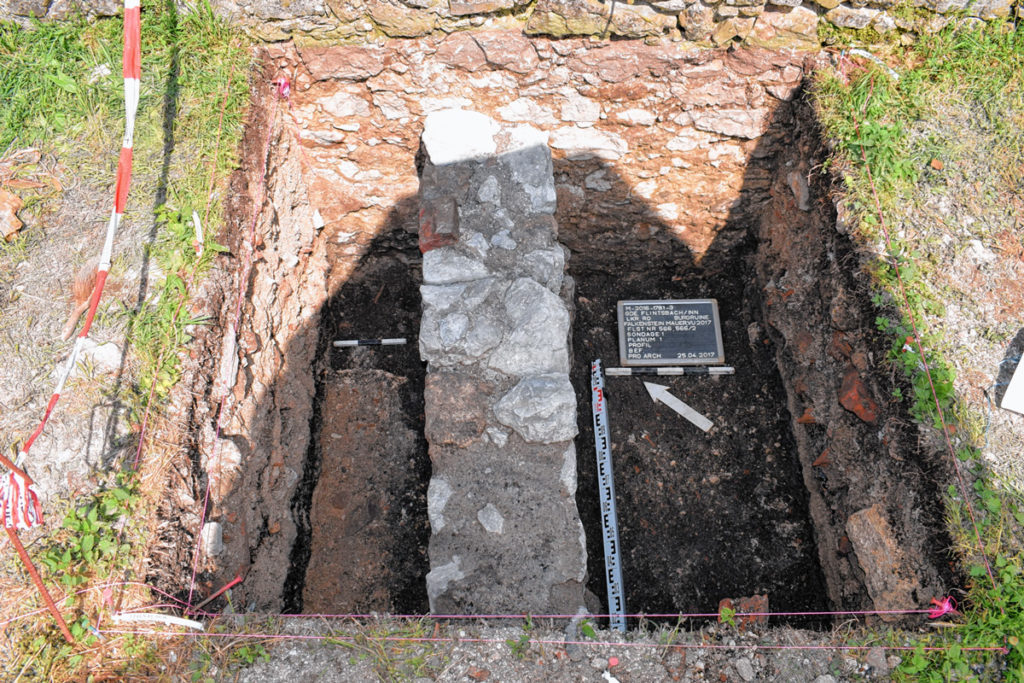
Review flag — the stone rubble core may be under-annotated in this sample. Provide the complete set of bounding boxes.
[418,109,588,615]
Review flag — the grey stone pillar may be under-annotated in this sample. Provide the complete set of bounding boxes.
[418,110,587,615]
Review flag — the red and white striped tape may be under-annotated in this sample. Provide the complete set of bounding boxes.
[4,0,140,529]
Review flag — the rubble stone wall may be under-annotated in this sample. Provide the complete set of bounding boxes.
[418,109,588,614]
[2,0,1015,48]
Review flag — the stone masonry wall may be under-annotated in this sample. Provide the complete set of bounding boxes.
[263,35,814,262]
[418,109,587,614]
[3,0,1015,48]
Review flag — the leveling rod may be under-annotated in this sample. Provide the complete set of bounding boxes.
[605,366,734,376]
[591,359,627,632]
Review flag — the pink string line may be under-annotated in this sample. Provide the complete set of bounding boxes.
[853,72,999,599]
[0,580,959,631]
[92,629,1010,655]
[0,606,946,628]
[185,67,284,610]
[928,596,957,619]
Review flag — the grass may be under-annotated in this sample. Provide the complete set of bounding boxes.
[0,1,251,680]
[813,19,1024,681]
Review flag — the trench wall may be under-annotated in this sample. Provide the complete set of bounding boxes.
[163,34,953,617]
[170,36,819,610]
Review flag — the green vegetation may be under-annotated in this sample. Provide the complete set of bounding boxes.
[814,20,1024,680]
[506,614,535,659]
[129,203,226,412]
[1,1,250,680]
[40,474,138,591]
[325,617,448,681]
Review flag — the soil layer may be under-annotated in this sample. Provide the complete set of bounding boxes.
[569,232,829,622]
[299,226,431,614]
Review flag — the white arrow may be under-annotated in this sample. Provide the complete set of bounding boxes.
[643,382,713,432]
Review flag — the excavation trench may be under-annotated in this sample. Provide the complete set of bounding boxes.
[157,37,957,626]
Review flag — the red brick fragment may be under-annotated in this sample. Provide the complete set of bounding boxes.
[796,408,816,424]
[839,366,879,423]
[468,666,491,681]
[718,594,769,629]
[418,198,459,254]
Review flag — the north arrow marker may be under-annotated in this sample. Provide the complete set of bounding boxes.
[643,382,713,432]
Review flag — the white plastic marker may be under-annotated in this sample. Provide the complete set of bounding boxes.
[643,382,713,432]
[1002,359,1024,415]
[111,612,204,631]
[191,210,204,257]
[333,338,407,347]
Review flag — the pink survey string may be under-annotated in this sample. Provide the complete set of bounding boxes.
[93,628,1010,655]
[927,596,957,619]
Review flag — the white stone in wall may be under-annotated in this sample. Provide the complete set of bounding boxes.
[421,283,469,311]
[487,279,570,376]
[824,5,879,28]
[559,94,601,126]
[422,247,491,284]
[438,312,470,346]
[337,160,360,178]
[584,169,613,191]
[321,91,371,118]
[493,373,578,443]
[428,477,453,532]
[692,108,771,139]
[648,0,690,11]
[426,555,465,609]
[420,97,475,114]
[502,128,558,213]
[667,132,700,152]
[656,203,679,221]
[485,425,509,446]
[560,444,578,496]
[520,247,565,293]
[634,179,658,199]
[421,109,499,164]
[615,108,657,126]
[372,91,410,120]
[477,503,505,534]
[465,232,491,258]
[549,126,628,160]
[497,97,558,125]
[421,307,503,362]
[477,176,501,204]
[491,230,517,250]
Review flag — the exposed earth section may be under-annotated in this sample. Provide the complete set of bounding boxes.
[154,34,958,628]
[571,239,828,620]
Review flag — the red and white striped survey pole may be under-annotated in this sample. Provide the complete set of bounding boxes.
[1,0,140,644]
[15,0,139,473]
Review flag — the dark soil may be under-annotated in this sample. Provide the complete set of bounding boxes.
[569,231,829,625]
[290,225,431,614]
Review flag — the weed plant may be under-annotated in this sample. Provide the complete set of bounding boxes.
[814,19,1024,680]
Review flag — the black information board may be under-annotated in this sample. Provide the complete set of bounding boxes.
[617,299,724,366]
